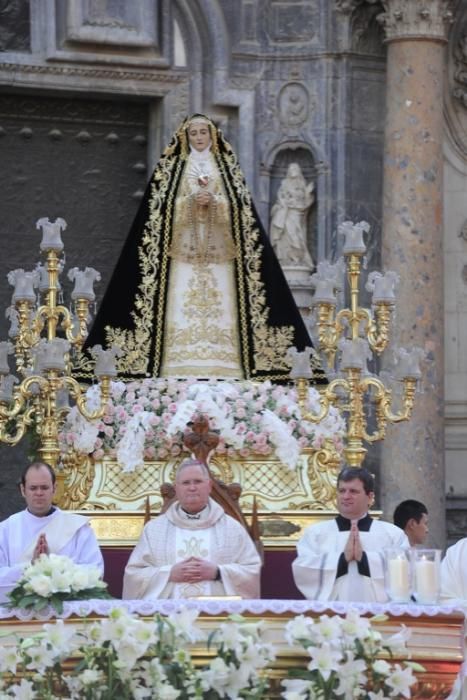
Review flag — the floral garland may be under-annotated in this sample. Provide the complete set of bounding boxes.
[59,378,345,472]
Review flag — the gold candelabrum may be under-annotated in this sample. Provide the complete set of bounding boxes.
[0,218,119,499]
[290,220,424,468]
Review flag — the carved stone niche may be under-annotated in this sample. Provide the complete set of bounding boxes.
[64,0,160,49]
[268,147,317,313]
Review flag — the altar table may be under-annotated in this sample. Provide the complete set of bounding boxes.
[0,600,464,699]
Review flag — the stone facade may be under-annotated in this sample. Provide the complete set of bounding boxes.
[0,0,465,547]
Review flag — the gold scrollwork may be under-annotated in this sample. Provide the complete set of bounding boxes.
[57,451,95,510]
[306,440,342,509]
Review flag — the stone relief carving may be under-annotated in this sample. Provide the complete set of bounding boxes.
[453,32,467,109]
[0,0,30,52]
[459,219,467,242]
[351,2,385,54]
[270,163,315,268]
[278,82,309,126]
[378,0,454,42]
[336,0,380,13]
[65,0,159,48]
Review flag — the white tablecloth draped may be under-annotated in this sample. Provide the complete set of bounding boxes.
[0,598,464,621]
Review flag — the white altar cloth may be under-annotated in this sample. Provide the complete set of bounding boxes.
[0,598,463,621]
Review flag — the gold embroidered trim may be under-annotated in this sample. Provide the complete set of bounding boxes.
[74,116,325,383]
[218,149,295,375]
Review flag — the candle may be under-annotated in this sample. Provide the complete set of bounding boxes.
[0,375,17,403]
[35,338,70,372]
[36,217,66,252]
[310,259,344,305]
[68,267,101,301]
[394,347,424,380]
[366,270,399,304]
[287,346,313,379]
[414,557,439,604]
[7,269,40,303]
[0,342,13,375]
[338,220,369,255]
[339,338,371,371]
[387,556,410,601]
[91,344,122,378]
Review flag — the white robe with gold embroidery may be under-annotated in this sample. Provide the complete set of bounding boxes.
[0,508,104,603]
[161,146,242,378]
[122,498,261,600]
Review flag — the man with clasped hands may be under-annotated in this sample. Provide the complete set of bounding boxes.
[0,462,103,603]
[292,466,408,602]
[123,459,261,599]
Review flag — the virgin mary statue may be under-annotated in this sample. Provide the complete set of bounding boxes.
[75,114,324,383]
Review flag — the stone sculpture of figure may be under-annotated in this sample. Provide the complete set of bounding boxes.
[76,115,325,384]
[270,162,315,268]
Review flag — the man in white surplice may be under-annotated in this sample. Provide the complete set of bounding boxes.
[122,459,261,599]
[0,462,104,603]
[440,538,467,603]
[292,467,409,602]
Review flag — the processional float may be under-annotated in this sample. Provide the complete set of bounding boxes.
[0,218,423,545]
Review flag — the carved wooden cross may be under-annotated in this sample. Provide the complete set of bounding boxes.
[183,414,219,465]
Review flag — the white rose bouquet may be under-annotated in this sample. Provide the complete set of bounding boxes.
[7,553,111,614]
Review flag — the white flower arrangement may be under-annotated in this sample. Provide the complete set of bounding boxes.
[59,378,345,472]
[7,554,110,614]
[282,610,422,699]
[0,608,273,699]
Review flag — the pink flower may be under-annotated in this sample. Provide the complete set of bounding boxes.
[236,408,246,419]
[92,448,105,460]
[239,447,250,458]
[171,445,181,456]
[157,448,169,459]
[168,402,178,413]
[144,446,156,459]
[104,426,114,438]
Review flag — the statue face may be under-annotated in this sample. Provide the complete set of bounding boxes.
[188,123,211,152]
[175,464,212,513]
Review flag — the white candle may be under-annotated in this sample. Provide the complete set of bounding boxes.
[388,556,410,601]
[414,558,439,604]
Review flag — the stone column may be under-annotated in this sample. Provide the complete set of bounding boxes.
[379,0,453,548]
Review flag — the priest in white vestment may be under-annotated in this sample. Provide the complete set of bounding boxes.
[123,460,261,600]
[440,538,467,603]
[292,467,409,602]
[0,462,103,603]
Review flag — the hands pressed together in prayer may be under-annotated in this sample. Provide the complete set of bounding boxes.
[169,556,219,583]
[344,521,363,563]
[32,533,49,562]
[195,189,212,207]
